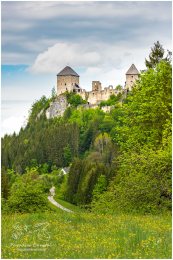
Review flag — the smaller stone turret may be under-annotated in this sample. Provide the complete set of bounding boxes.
[92,81,102,92]
[125,64,139,91]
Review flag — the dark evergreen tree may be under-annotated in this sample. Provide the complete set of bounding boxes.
[63,145,72,166]
[1,168,9,199]
[145,41,164,69]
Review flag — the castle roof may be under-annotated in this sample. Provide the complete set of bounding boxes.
[126,64,139,75]
[57,66,79,77]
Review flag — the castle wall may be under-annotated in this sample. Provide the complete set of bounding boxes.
[57,75,79,96]
[79,81,119,105]
[125,74,139,91]
[85,87,120,105]
[57,76,122,105]
[79,90,87,101]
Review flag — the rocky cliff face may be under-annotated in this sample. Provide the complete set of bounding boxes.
[46,95,68,119]
[45,93,113,120]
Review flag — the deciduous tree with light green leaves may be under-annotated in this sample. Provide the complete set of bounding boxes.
[7,170,49,213]
[95,60,172,213]
[112,60,172,151]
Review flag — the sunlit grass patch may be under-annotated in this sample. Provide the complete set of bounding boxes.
[2,208,171,259]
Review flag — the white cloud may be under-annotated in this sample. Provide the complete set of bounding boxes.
[1,116,26,136]
[30,41,148,72]
[1,99,34,136]
[30,42,102,73]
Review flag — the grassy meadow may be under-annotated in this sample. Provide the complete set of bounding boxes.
[2,201,172,259]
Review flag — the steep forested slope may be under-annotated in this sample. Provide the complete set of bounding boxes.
[2,60,172,214]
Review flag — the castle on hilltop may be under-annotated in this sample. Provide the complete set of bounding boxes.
[56,64,139,105]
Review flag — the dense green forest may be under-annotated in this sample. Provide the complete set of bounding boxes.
[1,42,172,214]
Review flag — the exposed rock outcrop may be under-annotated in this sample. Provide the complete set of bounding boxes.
[46,95,68,119]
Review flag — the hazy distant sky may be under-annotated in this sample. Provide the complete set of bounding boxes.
[1,1,172,136]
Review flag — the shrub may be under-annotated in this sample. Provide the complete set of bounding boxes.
[7,170,49,213]
[65,92,87,107]
[100,94,122,107]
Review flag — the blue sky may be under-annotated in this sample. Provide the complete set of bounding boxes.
[1,1,172,136]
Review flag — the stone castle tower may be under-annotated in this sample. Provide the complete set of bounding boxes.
[57,66,82,96]
[125,64,139,91]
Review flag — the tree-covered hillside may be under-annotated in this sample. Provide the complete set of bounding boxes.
[1,43,172,214]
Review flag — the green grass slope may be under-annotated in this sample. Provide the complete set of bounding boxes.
[2,206,171,259]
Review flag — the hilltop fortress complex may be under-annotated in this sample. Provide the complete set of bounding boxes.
[46,64,140,118]
[56,64,140,105]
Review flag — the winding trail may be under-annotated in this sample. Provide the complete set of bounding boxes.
[48,186,73,213]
